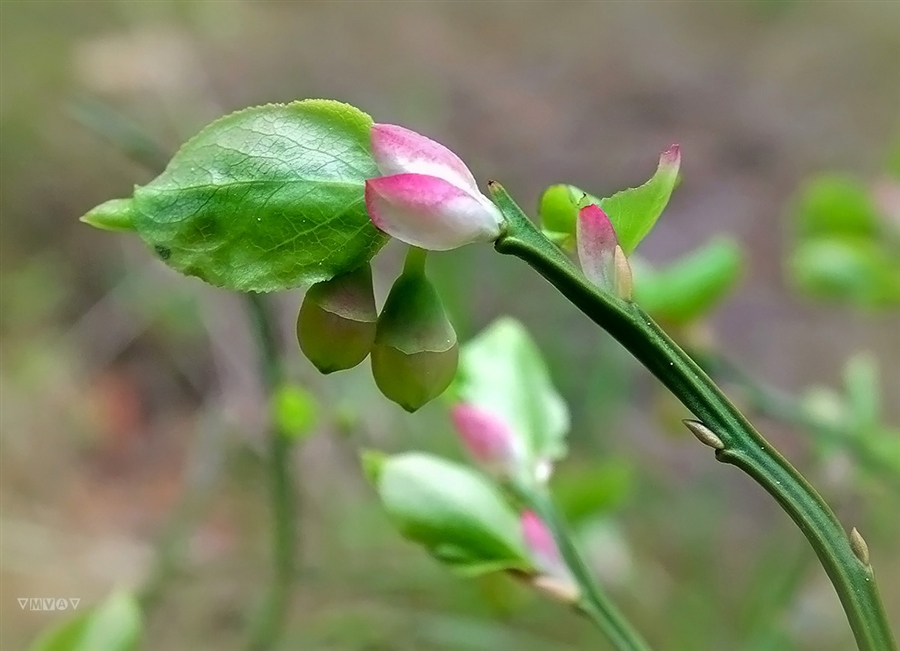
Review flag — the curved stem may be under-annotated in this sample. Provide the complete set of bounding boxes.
[489,182,895,651]
[695,351,900,486]
[245,293,297,651]
[524,485,651,651]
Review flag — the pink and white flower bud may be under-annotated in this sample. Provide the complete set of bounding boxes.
[365,124,503,251]
[451,403,519,476]
[577,204,633,300]
[521,510,579,602]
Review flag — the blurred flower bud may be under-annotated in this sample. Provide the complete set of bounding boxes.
[371,259,458,412]
[365,124,503,250]
[297,264,377,374]
[451,403,521,478]
[521,510,579,603]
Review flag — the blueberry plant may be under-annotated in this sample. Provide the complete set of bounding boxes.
[48,99,896,650]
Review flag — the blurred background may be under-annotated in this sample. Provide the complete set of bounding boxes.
[1,1,898,650]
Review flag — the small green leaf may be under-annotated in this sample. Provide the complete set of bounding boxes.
[30,592,141,651]
[272,383,318,441]
[792,174,880,240]
[789,237,900,307]
[538,184,584,234]
[633,238,743,325]
[599,146,681,254]
[454,318,568,463]
[83,99,387,292]
[29,613,91,651]
[366,452,531,576]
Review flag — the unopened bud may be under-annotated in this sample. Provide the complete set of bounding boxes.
[451,403,520,478]
[577,205,633,300]
[849,527,870,566]
[613,245,633,301]
[683,419,725,450]
[297,264,377,374]
[371,264,458,412]
[520,511,577,601]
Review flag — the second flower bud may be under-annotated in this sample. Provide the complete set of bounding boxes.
[371,253,458,412]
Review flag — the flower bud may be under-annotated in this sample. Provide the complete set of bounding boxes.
[365,124,503,251]
[451,403,521,478]
[297,264,377,374]
[577,204,633,300]
[371,263,458,412]
[520,510,579,602]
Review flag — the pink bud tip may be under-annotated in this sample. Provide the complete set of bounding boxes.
[371,123,479,193]
[451,403,517,470]
[660,144,681,169]
[521,511,558,561]
[577,204,618,290]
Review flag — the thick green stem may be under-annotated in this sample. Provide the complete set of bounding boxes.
[489,182,895,651]
[245,293,297,651]
[524,486,651,651]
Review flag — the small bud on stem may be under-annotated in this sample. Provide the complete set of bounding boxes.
[683,419,725,450]
[849,527,870,566]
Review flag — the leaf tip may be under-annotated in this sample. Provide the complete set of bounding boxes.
[80,198,137,232]
[661,143,681,170]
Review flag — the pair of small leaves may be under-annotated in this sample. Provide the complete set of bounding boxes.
[29,593,141,651]
[539,146,681,254]
[788,173,900,308]
[82,99,387,292]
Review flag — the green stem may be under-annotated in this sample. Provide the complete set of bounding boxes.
[404,246,429,275]
[695,352,900,486]
[489,182,895,651]
[524,485,651,651]
[245,293,297,651]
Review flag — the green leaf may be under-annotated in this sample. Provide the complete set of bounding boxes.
[788,237,900,307]
[30,613,91,651]
[633,238,743,325]
[792,174,880,240]
[454,318,569,463]
[272,383,318,441]
[536,147,680,254]
[598,145,681,254]
[30,593,141,651]
[366,452,531,576]
[82,99,387,292]
[538,184,584,234]
[553,459,635,523]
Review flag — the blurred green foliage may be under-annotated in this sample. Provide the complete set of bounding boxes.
[29,593,141,651]
[787,173,900,308]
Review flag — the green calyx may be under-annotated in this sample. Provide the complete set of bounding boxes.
[297,263,378,374]
[371,259,458,412]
